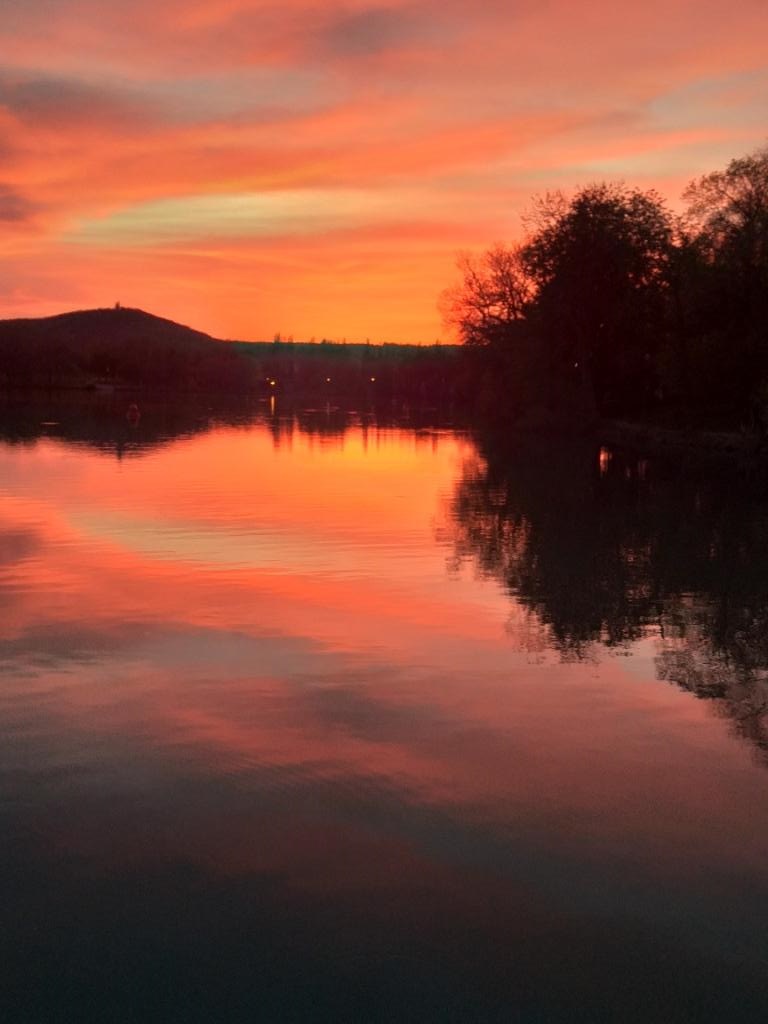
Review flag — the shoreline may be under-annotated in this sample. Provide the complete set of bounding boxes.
[601,418,768,466]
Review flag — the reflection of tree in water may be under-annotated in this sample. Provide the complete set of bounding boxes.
[0,393,260,458]
[450,433,768,757]
[0,394,462,459]
[657,599,768,757]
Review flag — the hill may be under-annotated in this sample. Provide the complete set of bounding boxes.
[0,307,463,401]
[0,306,255,392]
[0,306,216,348]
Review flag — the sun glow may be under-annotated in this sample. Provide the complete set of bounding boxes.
[0,1,766,341]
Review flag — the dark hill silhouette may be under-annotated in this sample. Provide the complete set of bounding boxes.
[0,306,258,393]
[0,306,462,402]
[0,306,216,348]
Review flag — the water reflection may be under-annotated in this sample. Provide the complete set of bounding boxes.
[0,392,458,460]
[450,432,768,760]
[1,403,768,1022]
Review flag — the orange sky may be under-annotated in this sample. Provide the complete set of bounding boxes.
[0,0,767,342]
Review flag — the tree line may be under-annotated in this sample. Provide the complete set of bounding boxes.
[443,145,768,430]
[235,338,459,403]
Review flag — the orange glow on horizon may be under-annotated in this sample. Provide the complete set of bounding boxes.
[0,1,766,341]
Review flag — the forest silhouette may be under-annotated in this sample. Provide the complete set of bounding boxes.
[445,144,768,432]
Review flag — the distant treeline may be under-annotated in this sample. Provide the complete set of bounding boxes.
[443,144,768,431]
[232,338,460,403]
[0,307,461,404]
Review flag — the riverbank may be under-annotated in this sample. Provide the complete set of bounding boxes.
[601,419,768,466]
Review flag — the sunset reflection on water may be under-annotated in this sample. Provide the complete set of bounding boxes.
[1,404,768,1022]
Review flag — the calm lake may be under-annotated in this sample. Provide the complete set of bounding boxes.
[2,397,768,1022]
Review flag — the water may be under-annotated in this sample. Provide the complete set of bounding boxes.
[1,397,767,1022]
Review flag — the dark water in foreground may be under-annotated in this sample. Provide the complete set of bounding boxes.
[1,397,768,1023]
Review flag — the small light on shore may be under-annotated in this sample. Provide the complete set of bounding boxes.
[370,377,376,382]
[326,377,331,383]
[269,380,276,386]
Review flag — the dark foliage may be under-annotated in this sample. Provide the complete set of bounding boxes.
[447,144,768,432]
[233,337,461,405]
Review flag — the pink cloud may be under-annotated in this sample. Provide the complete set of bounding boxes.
[0,0,766,340]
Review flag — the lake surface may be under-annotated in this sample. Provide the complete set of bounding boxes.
[2,397,768,1022]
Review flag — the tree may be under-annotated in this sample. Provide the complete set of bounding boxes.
[439,145,768,429]
[440,244,541,418]
[521,183,674,414]
[681,146,768,420]
[683,146,768,274]
[440,244,534,348]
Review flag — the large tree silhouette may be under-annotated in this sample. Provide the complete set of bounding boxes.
[681,147,768,420]
[521,184,674,416]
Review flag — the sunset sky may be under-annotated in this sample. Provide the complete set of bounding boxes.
[1,1,766,343]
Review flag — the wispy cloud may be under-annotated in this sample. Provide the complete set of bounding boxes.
[0,184,36,222]
[0,0,766,340]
